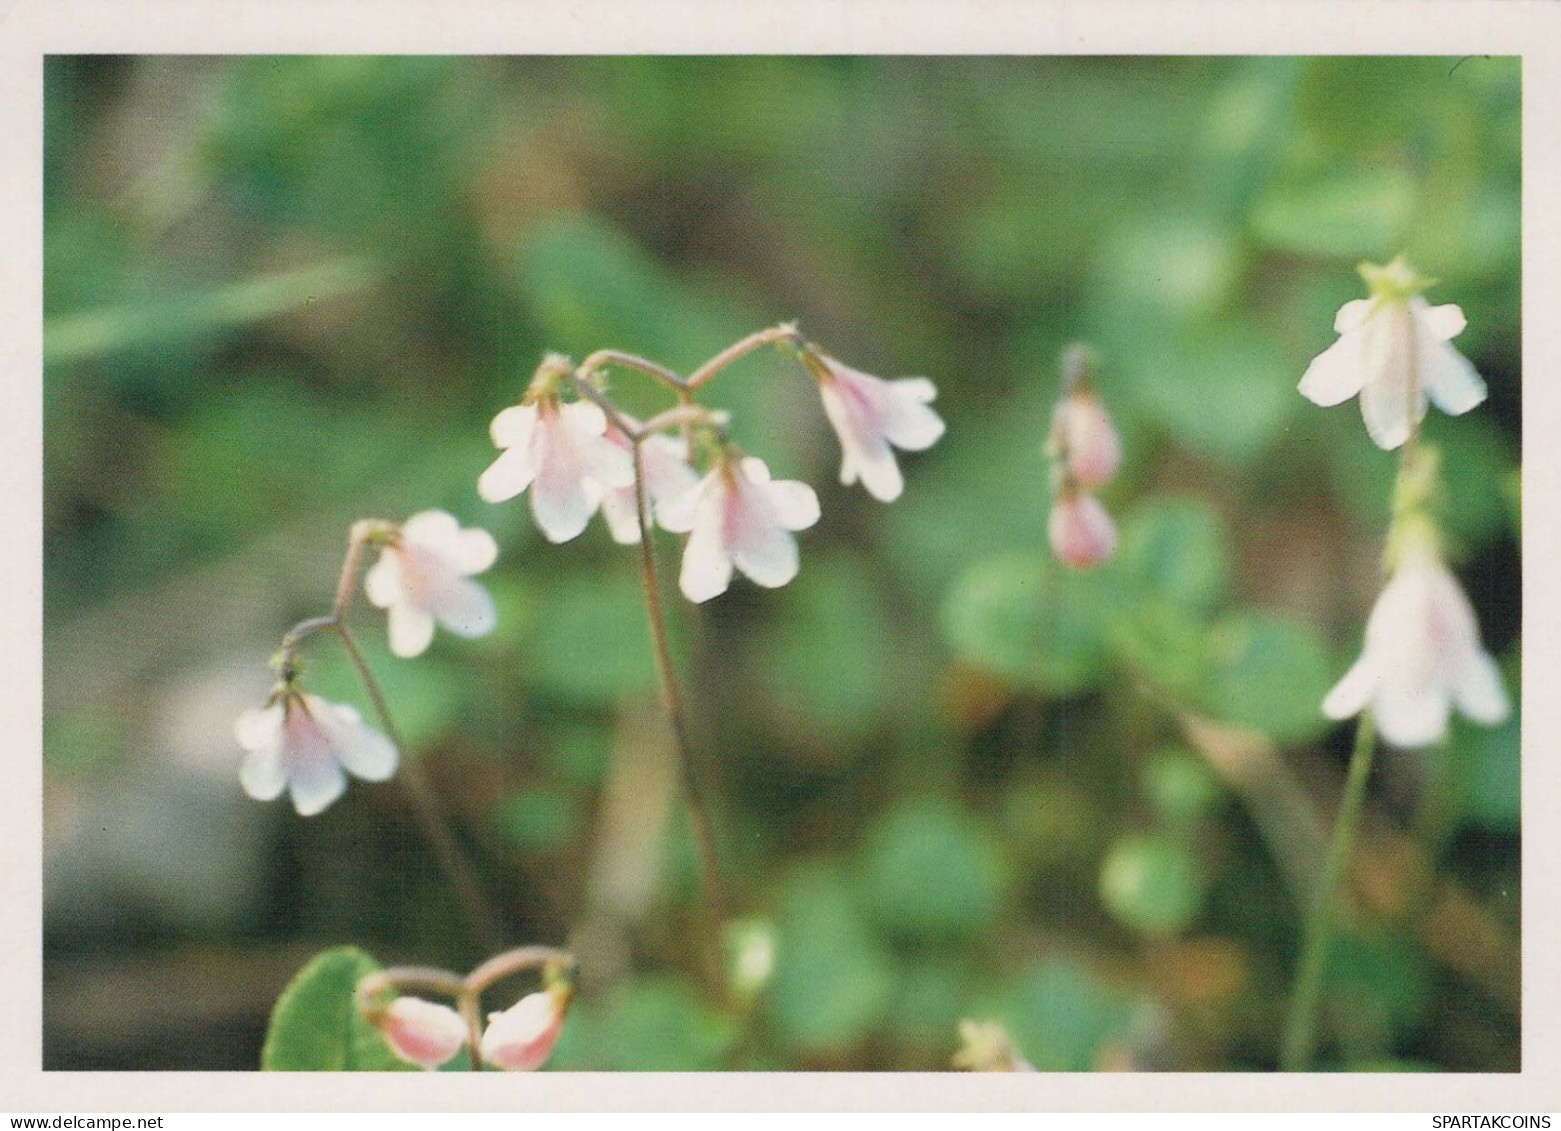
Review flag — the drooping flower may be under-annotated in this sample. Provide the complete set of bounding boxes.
[363,510,498,658]
[480,990,566,1072]
[1050,389,1122,490]
[235,689,398,816]
[375,996,469,1070]
[812,354,945,503]
[659,453,822,603]
[597,421,701,545]
[1048,490,1117,571]
[1322,542,1509,747]
[478,393,635,543]
[1298,257,1487,451]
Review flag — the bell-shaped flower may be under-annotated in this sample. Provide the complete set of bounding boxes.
[598,421,701,545]
[480,990,566,1072]
[1051,390,1122,490]
[813,354,945,503]
[375,996,469,1070]
[1298,258,1487,451]
[235,690,398,816]
[1322,543,1509,747]
[1048,490,1116,571]
[364,510,498,658]
[478,395,635,543]
[659,454,821,603]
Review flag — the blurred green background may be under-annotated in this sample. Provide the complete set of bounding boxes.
[43,56,1520,1072]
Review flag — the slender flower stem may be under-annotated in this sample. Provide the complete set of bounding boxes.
[1279,709,1378,1071]
[464,945,577,996]
[630,438,729,998]
[578,348,689,394]
[459,991,486,1071]
[335,622,506,955]
[686,323,802,390]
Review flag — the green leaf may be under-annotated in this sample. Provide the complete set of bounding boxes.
[768,864,895,1053]
[996,958,1135,1072]
[523,567,666,706]
[1202,610,1335,743]
[1112,500,1232,618]
[1141,746,1225,829]
[1099,833,1206,938]
[1249,166,1417,261]
[942,553,1112,695]
[857,799,1006,941]
[597,977,738,1071]
[261,946,415,1071]
[491,788,583,851]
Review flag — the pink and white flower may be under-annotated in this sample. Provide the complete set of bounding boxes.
[1051,390,1122,490]
[1322,544,1509,747]
[598,421,701,545]
[375,996,469,1070]
[235,691,398,816]
[1048,491,1117,571]
[480,990,566,1072]
[1298,260,1487,451]
[364,511,498,658]
[814,355,945,503]
[478,396,635,543]
[659,455,821,603]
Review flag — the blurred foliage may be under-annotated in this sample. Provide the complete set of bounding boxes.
[44,55,1519,1073]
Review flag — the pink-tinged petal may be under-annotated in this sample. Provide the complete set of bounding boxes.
[318,701,398,781]
[1321,654,1377,721]
[643,434,701,506]
[481,992,564,1072]
[1454,651,1510,725]
[530,468,601,543]
[490,403,538,448]
[563,398,608,437]
[234,704,284,751]
[1416,301,1467,341]
[849,437,904,502]
[1334,299,1375,334]
[452,527,499,574]
[600,488,645,544]
[402,510,461,547]
[478,447,536,504]
[1048,493,1116,570]
[728,520,800,589]
[879,379,946,451]
[287,755,348,818]
[388,603,437,658]
[239,746,287,802]
[679,490,735,603]
[657,478,701,534]
[1416,332,1487,417]
[1374,684,1450,749]
[432,576,497,639]
[378,998,468,1070]
[1357,344,1421,451]
[1058,393,1121,490]
[766,479,822,531]
[1298,333,1368,408]
[363,555,404,609]
[739,456,772,483]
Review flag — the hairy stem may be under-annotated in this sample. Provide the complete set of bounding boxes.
[1280,709,1378,1071]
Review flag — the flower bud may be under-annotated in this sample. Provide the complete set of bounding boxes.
[1048,491,1117,570]
[480,989,567,1072]
[374,996,468,1070]
[1052,391,1122,490]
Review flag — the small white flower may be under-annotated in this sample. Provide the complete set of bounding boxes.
[1048,490,1117,571]
[235,690,398,816]
[659,455,822,603]
[478,396,635,542]
[814,355,945,503]
[598,421,701,545]
[375,996,469,1070]
[480,990,566,1072]
[1298,259,1487,451]
[364,511,498,658]
[1322,544,1509,747]
[1051,390,1122,490]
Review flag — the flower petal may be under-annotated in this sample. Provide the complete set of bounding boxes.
[363,556,404,609]
[847,440,904,502]
[766,479,822,531]
[1334,299,1375,334]
[432,576,497,639]
[453,527,499,574]
[388,603,437,658]
[490,404,538,448]
[402,510,461,547]
[1357,349,1421,451]
[239,746,287,801]
[379,998,468,1070]
[478,447,537,504]
[600,488,644,544]
[323,705,398,782]
[288,755,348,817]
[1297,333,1368,408]
[1374,684,1450,749]
[234,704,284,751]
[1453,651,1511,726]
[1417,332,1488,417]
[1321,654,1376,721]
[879,380,946,451]
[1417,301,1467,341]
[678,485,734,603]
[530,466,601,543]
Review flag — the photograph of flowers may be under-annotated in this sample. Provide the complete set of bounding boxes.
[42,55,1520,1074]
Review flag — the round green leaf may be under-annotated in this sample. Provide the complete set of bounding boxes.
[1099,834,1206,938]
[857,799,1006,941]
[1203,610,1335,743]
[261,946,417,1071]
[1112,500,1231,618]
